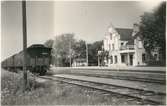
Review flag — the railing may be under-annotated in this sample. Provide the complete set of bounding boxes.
[120,45,134,50]
[97,50,109,56]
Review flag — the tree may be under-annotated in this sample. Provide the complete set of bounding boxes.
[44,39,54,48]
[73,40,86,59]
[88,40,103,66]
[52,33,76,67]
[44,39,54,65]
[140,2,166,65]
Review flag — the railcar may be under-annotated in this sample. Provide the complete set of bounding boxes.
[1,44,52,75]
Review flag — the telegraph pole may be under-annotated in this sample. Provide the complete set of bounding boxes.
[69,40,72,67]
[86,42,88,66]
[22,0,28,90]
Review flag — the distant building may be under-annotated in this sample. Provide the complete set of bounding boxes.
[72,58,87,67]
[98,23,160,66]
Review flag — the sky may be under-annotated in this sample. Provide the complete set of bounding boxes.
[1,1,162,61]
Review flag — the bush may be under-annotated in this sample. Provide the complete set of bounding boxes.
[147,60,165,66]
[1,70,50,105]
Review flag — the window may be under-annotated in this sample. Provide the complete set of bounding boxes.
[120,43,124,50]
[110,56,113,64]
[142,53,146,63]
[138,40,143,48]
[110,33,112,40]
[112,44,115,50]
[115,56,117,64]
[121,55,125,63]
[121,43,124,46]
[154,54,158,61]
[106,56,109,63]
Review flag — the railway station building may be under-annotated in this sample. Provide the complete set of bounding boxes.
[98,23,160,67]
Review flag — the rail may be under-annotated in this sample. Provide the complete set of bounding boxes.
[120,45,134,50]
[39,75,166,105]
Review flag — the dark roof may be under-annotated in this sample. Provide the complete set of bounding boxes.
[115,28,134,45]
[127,39,134,45]
[132,32,142,39]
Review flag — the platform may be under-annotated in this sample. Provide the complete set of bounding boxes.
[54,74,166,94]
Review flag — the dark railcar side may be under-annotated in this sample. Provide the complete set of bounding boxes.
[1,44,52,75]
[27,44,51,75]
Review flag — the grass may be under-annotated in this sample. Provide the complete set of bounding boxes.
[1,69,52,105]
[1,69,154,105]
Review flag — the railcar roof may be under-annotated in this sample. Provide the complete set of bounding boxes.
[28,44,51,49]
[29,44,45,48]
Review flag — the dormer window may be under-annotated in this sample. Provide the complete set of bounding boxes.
[121,43,124,46]
[110,33,112,40]
[112,44,115,50]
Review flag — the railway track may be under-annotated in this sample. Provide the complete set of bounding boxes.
[50,68,166,84]
[51,67,166,73]
[39,74,166,105]
[57,72,165,84]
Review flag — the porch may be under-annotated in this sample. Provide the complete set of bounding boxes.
[119,53,135,66]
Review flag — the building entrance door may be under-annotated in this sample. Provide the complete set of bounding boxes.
[129,54,133,65]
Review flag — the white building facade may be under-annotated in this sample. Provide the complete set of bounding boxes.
[102,23,147,66]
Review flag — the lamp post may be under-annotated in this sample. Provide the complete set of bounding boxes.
[86,42,88,66]
[69,40,72,67]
